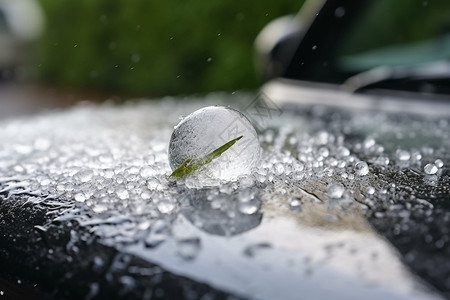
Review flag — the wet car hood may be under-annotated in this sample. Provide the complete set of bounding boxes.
[0,93,449,299]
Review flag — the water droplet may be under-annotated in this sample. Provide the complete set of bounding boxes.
[316,131,330,145]
[74,193,86,202]
[141,191,151,200]
[157,199,175,213]
[434,159,444,168]
[239,200,259,215]
[274,163,285,176]
[126,166,140,175]
[238,175,254,188]
[337,146,350,157]
[289,197,302,211]
[92,203,107,213]
[116,188,129,200]
[334,7,346,18]
[363,137,375,149]
[375,156,389,166]
[147,178,160,190]
[76,170,94,183]
[374,212,385,218]
[424,163,438,175]
[411,151,422,162]
[238,189,255,202]
[327,183,345,198]
[354,161,369,176]
[37,176,51,186]
[318,147,329,157]
[98,154,113,164]
[366,186,375,195]
[396,149,410,161]
[102,168,114,179]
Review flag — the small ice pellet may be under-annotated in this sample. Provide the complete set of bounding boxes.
[396,149,410,161]
[434,159,444,168]
[74,193,86,202]
[76,170,94,183]
[411,152,422,162]
[366,186,375,195]
[337,146,350,157]
[239,200,259,215]
[355,161,369,176]
[424,163,438,175]
[274,163,285,176]
[289,197,302,212]
[116,188,129,200]
[327,183,345,199]
[375,156,389,166]
[318,147,329,157]
[157,200,175,214]
[363,137,375,149]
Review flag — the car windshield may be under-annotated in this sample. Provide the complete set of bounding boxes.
[337,0,450,73]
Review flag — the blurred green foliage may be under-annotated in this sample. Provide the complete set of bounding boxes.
[35,0,301,96]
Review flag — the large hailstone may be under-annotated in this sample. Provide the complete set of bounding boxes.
[168,106,262,180]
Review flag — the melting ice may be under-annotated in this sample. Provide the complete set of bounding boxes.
[168,106,262,180]
[0,93,449,269]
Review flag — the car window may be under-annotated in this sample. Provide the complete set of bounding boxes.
[336,0,450,72]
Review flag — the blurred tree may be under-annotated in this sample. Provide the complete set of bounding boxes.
[34,0,302,96]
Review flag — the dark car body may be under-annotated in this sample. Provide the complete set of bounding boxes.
[0,1,450,300]
[258,0,450,116]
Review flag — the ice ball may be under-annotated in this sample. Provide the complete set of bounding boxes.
[168,106,262,180]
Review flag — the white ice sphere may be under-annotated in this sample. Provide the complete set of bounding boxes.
[168,106,262,180]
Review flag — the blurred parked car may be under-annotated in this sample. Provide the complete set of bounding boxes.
[257,0,450,116]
